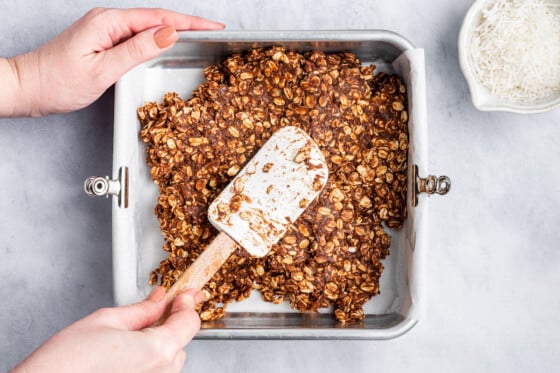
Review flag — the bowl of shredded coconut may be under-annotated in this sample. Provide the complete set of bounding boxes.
[459,0,560,113]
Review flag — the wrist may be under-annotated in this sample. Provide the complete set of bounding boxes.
[0,57,21,117]
[0,54,40,117]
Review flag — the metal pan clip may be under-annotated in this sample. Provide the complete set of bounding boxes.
[84,166,129,208]
[412,164,450,207]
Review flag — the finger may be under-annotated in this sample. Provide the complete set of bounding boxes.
[156,291,201,347]
[173,350,187,371]
[170,290,197,312]
[111,8,225,32]
[97,25,176,86]
[92,8,224,46]
[102,286,168,330]
[148,286,168,301]
[194,290,205,305]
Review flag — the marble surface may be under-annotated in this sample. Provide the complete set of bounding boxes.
[1,0,559,372]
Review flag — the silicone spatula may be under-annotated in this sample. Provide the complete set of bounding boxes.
[163,126,328,305]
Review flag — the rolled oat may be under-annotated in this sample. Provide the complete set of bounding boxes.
[138,47,408,323]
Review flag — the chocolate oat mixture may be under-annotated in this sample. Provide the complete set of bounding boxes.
[138,47,408,322]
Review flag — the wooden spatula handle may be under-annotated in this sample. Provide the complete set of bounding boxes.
[157,232,238,324]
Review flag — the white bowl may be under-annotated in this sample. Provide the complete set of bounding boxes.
[458,0,560,114]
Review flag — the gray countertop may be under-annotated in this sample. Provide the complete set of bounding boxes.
[1,0,559,372]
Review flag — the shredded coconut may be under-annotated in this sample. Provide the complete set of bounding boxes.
[470,0,560,102]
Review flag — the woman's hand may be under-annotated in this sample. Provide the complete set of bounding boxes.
[1,8,224,117]
[12,287,204,373]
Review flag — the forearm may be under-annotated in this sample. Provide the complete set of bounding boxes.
[0,54,36,118]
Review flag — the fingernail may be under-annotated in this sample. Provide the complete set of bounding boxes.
[194,290,205,304]
[180,294,196,309]
[154,26,178,49]
[147,286,166,302]
[218,22,226,29]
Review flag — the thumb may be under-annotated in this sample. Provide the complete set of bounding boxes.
[100,25,177,85]
[155,290,202,347]
[105,286,168,330]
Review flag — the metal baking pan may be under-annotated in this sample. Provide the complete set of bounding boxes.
[85,30,450,340]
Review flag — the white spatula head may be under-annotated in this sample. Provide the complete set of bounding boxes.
[208,126,328,257]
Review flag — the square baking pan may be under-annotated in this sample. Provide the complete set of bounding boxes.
[88,30,450,340]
